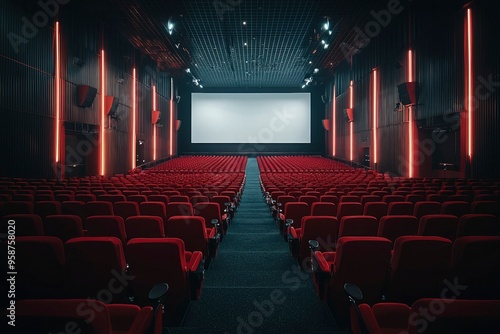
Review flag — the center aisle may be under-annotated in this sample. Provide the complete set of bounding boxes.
[174,158,338,334]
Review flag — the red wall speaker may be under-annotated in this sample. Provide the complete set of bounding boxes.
[77,85,97,108]
[104,96,119,116]
[398,82,418,105]
[322,119,330,131]
[175,120,181,131]
[344,108,354,122]
[152,110,161,124]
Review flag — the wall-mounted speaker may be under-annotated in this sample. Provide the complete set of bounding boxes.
[344,108,354,123]
[105,96,119,116]
[152,110,161,125]
[322,119,330,131]
[176,120,181,131]
[398,82,418,105]
[77,85,97,108]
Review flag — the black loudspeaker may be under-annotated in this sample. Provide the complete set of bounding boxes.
[398,82,418,106]
[105,96,120,116]
[77,85,97,108]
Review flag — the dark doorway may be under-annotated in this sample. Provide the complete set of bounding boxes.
[137,139,146,166]
[359,147,370,167]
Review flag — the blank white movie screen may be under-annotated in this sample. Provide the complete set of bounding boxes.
[191,93,311,143]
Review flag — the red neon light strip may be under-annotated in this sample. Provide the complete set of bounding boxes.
[372,69,378,164]
[55,22,61,164]
[100,50,106,176]
[170,78,174,156]
[349,80,353,161]
[467,8,473,158]
[132,68,137,169]
[408,49,414,178]
[153,85,157,161]
[332,85,336,156]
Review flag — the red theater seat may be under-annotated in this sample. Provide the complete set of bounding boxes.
[3,214,43,236]
[386,236,452,304]
[456,214,499,237]
[312,237,392,320]
[440,200,471,217]
[16,236,66,299]
[289,216,339,265]
[166,202,194,220]
[126,238,204,326]
[65,237,128,301]
[165,215,219,265]
[85,215,127,244]
[337,202,363,221]
[450,236,500,299]
[377,215,418,242]
[125,216,165,239]
[413,201,441,220]
[140,201,168,223]
[43,215,84,242]
[339,216,379,237]
[114,201,140,220]
[16,299,160,334]
[350,299,500,334]
[387,201,414,216]
[3,201,34,215]
[310,202,336,216]
[418,214,458,241]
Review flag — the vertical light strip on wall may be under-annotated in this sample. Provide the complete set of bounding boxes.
[349,80,354,161]
[152,85,157,161]
[54,22,61,165]
[332,85,336,156]
[100,50,106,176]
[170,78,174,156]
[372,69,378,165]
[467,8,473,158]
[132,68,137,169]
[408,49,414,178]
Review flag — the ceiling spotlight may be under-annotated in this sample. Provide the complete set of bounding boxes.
[302,84,306,89]
[308,61,312,64]
[323,17,330,30]
[321,39,326,45]
[313,68,319,74]
[328,30,332,35]
[243,42,248,46]
[199,85,203,88]
[324,43,329,49]
[243,21,247,25]
[167,17,174,35]
[185,68,191,73]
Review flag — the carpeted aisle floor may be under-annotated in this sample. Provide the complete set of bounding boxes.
[171,158,339,334]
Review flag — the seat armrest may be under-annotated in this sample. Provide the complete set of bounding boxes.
[187,251,203,272]
[314,251,334,273]
[289,227,298,239]
[358,304,384,334]
[372,303,411,330]
[107,304,152,334]
[207,227,216,238]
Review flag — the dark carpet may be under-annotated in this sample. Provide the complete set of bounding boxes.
[170,158,339,334]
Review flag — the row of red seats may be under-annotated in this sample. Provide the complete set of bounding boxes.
[12,236,203,326]
[257,155,354,172]
[147,155,247,173]
[275,196,498,219]
[308,235,500,327]
[287,214,499,262]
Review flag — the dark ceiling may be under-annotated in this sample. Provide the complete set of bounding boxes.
[79,0,400,88]
[16,0,466,88]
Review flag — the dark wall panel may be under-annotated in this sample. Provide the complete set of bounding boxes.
[1,1,175,178]
[326,1,499,178]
